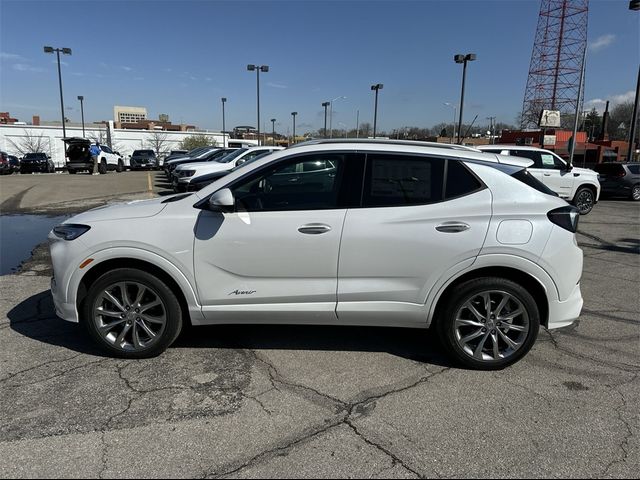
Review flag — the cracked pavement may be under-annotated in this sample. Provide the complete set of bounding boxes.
[0,198,638,478]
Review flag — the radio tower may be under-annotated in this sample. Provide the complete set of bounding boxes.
[521,0,589,129]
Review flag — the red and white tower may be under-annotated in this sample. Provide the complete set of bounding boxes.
[521,0,589,129]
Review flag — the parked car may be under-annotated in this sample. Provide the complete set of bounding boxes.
[49,139,583,370]
[173,147,284,192]
[186,151,274,192]
[7,155,20,174]
[20,152,55,174]
[161,150,188,167]
[164,146,221,174]
[129,150,158,171]
[64,138,125,174]
[0,151,10,174]
[477,145,600,214]
[170,149,236,190]
[593,162,640,201]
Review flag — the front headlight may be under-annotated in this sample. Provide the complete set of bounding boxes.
[53,224,91,241]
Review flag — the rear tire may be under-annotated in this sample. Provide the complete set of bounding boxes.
[631,184,640,201]
[436,277,540,370]
[68,169,77,174]
[573,187,595,215]
[98,159,107,174]
[82,268,183,358]
[116,160,124,173]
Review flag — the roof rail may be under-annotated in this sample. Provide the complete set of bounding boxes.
[289,138,479,151]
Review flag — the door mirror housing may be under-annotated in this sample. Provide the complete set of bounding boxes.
[236,158,246,166]
[207,188,235,212]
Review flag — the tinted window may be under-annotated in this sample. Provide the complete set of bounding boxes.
[512,169,558,196]
[445,160,482,199]
[628,165,640,175]
[594,163,624,175]
[363,154,444,207]
[511,150,543,168]
[100,146,112,153]
[231,153,348,212]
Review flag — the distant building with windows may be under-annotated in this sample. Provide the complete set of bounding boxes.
[114,105,147,124]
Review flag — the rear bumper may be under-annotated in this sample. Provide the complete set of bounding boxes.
[67,162,93,171]
[547,282,583,329]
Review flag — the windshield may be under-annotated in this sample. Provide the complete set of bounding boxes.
[228,151,271,172]
[216,148,248,163]
[132,150,154,156]
[24,153,46,159]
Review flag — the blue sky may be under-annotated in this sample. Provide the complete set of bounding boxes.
[0,0,637,134]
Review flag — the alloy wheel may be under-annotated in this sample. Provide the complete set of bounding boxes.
[93,281,167,351]
[576,190,593,214]
[454,290,530,362]
[632,185,640,201]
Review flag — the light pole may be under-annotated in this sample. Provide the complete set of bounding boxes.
[329,95,346,138]
[291,112,297,145]
[356,109,360,138]
[77,95,85,137]
[322,102,330,138]
[371,84,383,138]
[271,118,276,146]
[486,116,496,144]
[627,0,640,160]
[454,53,476,144]
[443,102,457,143]
[44,46,72,139]
[247,64,269,145]
[221,97,227,147]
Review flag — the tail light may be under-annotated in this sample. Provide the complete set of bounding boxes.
[547,206,580,233]
[614,170,626,178]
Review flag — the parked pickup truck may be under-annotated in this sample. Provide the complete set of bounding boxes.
[64,138,125,174]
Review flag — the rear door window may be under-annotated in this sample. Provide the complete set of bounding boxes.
[627,165,639,175]
[445,160,483,199]
[362,154,444,207]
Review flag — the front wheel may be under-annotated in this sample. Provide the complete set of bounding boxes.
[83,268,183,358]
[436,278,540,370]
[116,160,124,173]
[631,184,640,201]
[573,187,594,215]
[98,159,107,174]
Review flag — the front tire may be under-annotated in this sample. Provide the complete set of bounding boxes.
[436,277,540,370]
[98,159,107,174]
[116,160,124,173]
[573,187,594,215]
[83,268,183,358]
[631,184,640,201]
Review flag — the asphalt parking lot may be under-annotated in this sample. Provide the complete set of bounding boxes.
[0,172,638,478]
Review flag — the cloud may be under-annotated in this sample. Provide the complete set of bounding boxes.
[205,77,212,82]
[585,90,634,113]
[13,64,45,73]
[267,82,288,89]
[589,34,615,52]
[121,66,133,71]
[0,52,25,61]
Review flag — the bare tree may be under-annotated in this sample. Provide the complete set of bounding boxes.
[6,130,51,156]
[88,129,108,144]
[145,130,171,157]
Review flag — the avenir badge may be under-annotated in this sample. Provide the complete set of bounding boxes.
[228,289,257,296]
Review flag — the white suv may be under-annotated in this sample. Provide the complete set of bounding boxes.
[477,145,600,214]
[49,140,584,369]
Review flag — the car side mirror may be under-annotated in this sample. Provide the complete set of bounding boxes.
[236,158,246,166]
[207,188,235,212]
[565,164,573,172]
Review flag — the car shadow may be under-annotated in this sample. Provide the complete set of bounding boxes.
[8,290,454,368]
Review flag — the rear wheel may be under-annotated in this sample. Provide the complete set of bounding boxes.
[573,187,594,215]
[631,184,640,201]
[68,169,77,174]
[116,160,124,173]
[98,159,107,174]
[436,277,540,370]
[83,268,183,358]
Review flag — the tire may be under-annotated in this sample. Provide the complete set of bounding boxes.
[573,187,595,215]
[436,277,540,370]
[116,160,124,173]
[82,268,183,358]
[631,184,640,201]
[68,169,77,174]
[98,159,107,174]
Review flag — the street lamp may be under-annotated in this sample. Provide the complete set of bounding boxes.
[486,116,496,145]
[44,46,72,139]
[271,118,276,146]
[221,97,227,147]
[454,53,476,144]
[77,95,85,137]
[443,102,457,144]
[322,101,330,138]
[627,2,639,161]
[291,112,298,145]
[371,83,383,138]
[329,95,346,138]
[247,64,269,145]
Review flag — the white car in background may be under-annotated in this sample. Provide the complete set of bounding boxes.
[49,139,584,370]
[173,146,284,191]
[476,145,600,214]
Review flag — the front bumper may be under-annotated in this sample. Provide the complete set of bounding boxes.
[20,163,48,173]
[51,276,79,323]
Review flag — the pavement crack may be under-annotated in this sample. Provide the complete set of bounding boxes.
[601,376,638,477]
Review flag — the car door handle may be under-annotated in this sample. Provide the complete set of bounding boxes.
[544,173,552,176]
[298,224,332,235]
[436,222,470,233]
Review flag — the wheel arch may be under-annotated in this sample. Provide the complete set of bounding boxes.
[76,257,196,327]
[429,265,550,329]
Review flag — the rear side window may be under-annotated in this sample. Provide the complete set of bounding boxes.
[594,163,624,175]
[511,150,543,168]
[445,160,482,199]
[363,154,444,207]
[626,165,639,175]
[512,169,558,196]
